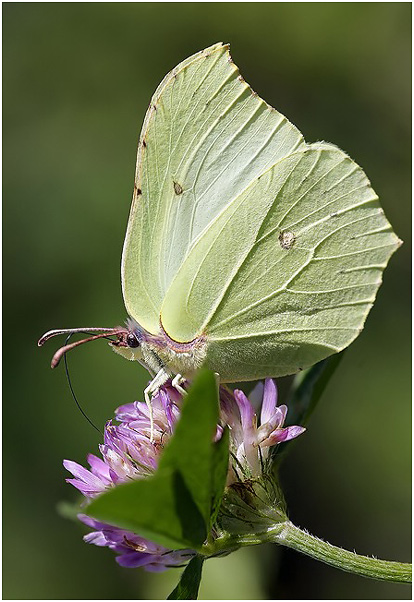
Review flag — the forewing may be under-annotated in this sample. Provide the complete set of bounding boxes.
[161,144,400,379]
[122,43,304,334]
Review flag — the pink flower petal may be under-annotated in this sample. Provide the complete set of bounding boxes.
[260,379,278,424]
[234,389,256,434]
[63,460,106,490]
[264,425,306,446]
[87,454,112,482]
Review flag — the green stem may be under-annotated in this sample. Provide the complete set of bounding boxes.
[204,521,411,583]
[263,521,411,584]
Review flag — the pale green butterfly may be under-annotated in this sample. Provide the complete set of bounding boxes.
[39,43,400,421]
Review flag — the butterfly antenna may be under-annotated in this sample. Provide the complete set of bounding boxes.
[63,334,101,434]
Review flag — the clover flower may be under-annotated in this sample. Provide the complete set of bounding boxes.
[221,379,306,483]
[64,379,304,569]
[64,385,191,571]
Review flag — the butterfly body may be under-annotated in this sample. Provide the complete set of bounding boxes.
[40,43,400,399]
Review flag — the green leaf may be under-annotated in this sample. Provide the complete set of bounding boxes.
[167,556,205,600]
[86,468,206,550]
[158,370,223,527]
[86,370,229,550]
[288,352,345,426]
[210,426,230,525]
[275,353,344,462]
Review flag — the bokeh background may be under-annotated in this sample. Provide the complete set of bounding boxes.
[3,3,411,599]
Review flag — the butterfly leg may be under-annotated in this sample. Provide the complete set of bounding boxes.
[144,368,170,442]
[171,373,187,397]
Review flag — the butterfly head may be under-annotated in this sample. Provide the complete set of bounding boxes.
[110,320,145,362]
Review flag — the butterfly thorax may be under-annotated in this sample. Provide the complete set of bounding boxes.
[150,337,208,379]
[111,318,208,379]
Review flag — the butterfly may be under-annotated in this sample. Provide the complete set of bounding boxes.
[39,43,400,427]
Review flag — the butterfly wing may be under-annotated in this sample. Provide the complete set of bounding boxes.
[122,43,304,334]
[160,143,400,380]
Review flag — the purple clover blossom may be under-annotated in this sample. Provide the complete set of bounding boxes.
[64,385,192,571]
[221,379,306,483]
[64,378,304,569]
[78,514,193,570]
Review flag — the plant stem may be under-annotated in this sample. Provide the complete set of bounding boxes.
[261,521,411,584]
[205,519,411,583]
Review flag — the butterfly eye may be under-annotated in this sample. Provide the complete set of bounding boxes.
[127,333,140,348]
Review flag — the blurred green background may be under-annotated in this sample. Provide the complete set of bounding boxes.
[3,3,411,599]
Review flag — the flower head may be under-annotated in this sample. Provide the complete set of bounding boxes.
[64,386,192,571]
[64,378,305,569]
[221,379,305,483]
